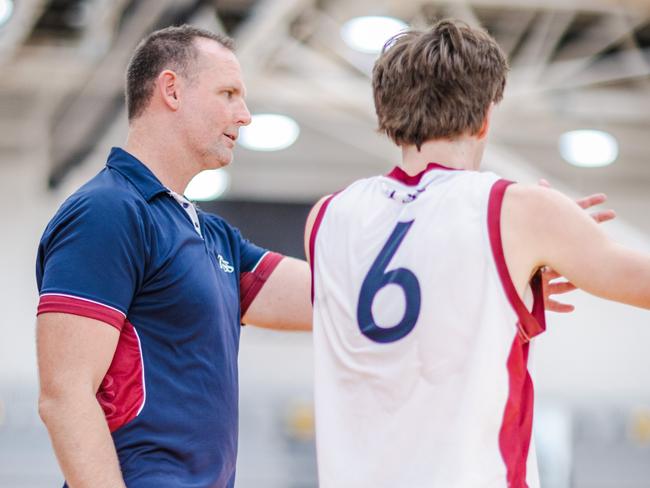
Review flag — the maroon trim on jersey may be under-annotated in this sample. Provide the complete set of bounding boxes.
[487,179,546,341]
[308,194,338,303]
[97,320,145,433]
[37,293,126,331]
[240,252,284,316]
[500,335,534,488]
[487,178,546,488]
[386,162,461,185]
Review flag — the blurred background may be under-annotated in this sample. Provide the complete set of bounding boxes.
[1,0,650,486]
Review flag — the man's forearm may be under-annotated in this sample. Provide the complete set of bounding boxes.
[39,393,126,488]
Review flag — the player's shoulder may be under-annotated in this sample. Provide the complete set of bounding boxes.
[504,182,570,208]
[501,182,580,231]
[308,194,334,220]
[307,176,376,218]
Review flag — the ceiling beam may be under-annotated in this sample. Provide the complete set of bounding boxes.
[0,0,48,66]
[510,9,575,87]
[48,0,201,187]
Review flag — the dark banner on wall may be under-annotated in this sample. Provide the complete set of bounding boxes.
[201,200,312,260]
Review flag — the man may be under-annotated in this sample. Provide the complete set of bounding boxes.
[305,19,650,488]
[36,26,310,488]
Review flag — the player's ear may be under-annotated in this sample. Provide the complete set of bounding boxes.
[476,103,494,140]
[157,69,181,112]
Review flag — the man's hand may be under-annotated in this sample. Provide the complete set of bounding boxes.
[538,179,616,313]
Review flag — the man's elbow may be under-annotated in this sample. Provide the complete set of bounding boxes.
[38,392,61,426]
[38,384,94,426]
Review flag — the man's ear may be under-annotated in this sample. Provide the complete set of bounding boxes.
[477,103,494,140]
[156,70,181,111]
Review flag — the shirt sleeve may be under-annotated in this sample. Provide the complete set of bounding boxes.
[36,189,147,331]
[234,229,283,316]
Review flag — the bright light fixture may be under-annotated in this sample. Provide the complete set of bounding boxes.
[0,0,14,27]
[239,113,300,152]
[559,130,618,168]
[185,169,230,201]
[341,16,408,54]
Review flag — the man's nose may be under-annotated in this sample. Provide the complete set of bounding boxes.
[237,100,252,126]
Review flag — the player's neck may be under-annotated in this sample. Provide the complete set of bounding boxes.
[125,120,199,195]
[400,136,484,175]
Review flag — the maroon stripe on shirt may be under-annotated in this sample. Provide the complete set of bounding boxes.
[240,252,284,316]
[37,294,126,331]
[487,178,546,488]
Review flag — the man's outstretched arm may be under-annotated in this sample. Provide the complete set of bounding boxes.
[38,313,126,488]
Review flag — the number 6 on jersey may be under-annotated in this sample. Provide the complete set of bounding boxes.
[356,220,421,343]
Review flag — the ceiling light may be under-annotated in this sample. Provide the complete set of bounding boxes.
[239,113,300,152]
[0,0,14,27]
[185,169,230,201]
[341,16,408,54]
[559,130,618,168]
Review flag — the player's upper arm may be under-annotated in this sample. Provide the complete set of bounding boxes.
[37,313,120,405]
[504,184,650,309]
[304,195,332,264]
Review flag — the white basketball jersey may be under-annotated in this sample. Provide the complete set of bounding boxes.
[310,163,546,488]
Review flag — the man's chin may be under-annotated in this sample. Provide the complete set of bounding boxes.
[203,153,232,171]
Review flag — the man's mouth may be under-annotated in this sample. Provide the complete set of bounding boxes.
[224,133,237,142]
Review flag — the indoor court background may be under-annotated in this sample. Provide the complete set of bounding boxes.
[1,0,649,486]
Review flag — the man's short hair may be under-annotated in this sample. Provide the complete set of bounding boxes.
[372,19,508,149]
[126,25,235,120]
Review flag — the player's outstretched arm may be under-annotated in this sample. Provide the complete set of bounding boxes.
[538,180,616,313]
[241,256,312,331]
[503,184,650,309]
[37,313,126,488]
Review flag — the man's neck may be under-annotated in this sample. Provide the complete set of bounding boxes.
[124,120,198,195]
[400,136,483,175]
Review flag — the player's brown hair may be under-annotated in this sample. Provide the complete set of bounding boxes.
[126,25,235,120]
[372,19,508,149]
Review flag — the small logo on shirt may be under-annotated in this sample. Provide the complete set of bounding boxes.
[218,255,234,273]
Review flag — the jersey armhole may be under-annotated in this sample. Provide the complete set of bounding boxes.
[487,179,546,342]
[308,194,338,303]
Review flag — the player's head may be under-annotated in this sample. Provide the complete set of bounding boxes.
[126,25,251,169]
[372,19,508,150]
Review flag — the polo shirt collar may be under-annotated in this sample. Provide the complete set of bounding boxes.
[106,147,169,201]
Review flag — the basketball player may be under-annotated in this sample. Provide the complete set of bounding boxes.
[305,19,650,488]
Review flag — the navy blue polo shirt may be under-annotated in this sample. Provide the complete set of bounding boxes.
[36,147,282,488]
